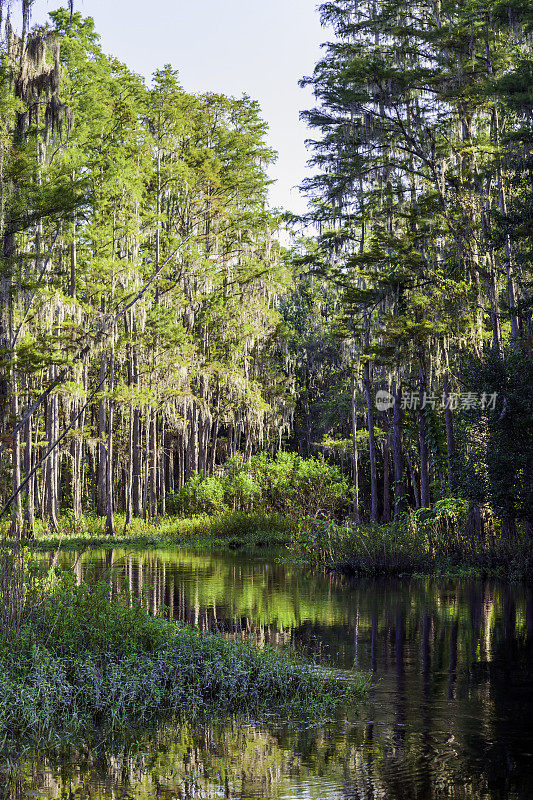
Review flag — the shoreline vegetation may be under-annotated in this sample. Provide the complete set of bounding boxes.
[0,564,368,756]
[3,452,529,582]
[0,455,529,757]
[9,502,533,582]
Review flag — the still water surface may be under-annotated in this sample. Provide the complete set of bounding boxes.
[15,547,533,799]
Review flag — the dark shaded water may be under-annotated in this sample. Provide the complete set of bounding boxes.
[11,547,533,799]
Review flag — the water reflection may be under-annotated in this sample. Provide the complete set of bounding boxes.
[12,548,533,799]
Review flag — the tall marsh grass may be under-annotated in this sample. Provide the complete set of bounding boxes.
[290,500,533,579]
[26,510,296,551]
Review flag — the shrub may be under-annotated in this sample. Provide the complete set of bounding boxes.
[223,469,261,510]
[288,497,532,578]
[165,453,352,520]
[167,474,227,516]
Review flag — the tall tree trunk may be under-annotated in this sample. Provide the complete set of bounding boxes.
[363,313,378,522]
[71,397,85,520]
[382,423,391,523]
[131,314,142,517]
[142,416,149,521]
[149,408,157,521]
[124,404,133,528]
[351,377,360,522]
[418,358,431,509]
[44,368,59,530]
[97,353,107,517]
[23,397,35,535]
[70,214,77,298]
[443,370,456,494]
[488,253,501,351]
[495,107,520,342]
[105,343,115,536]
[160,415,166,516]
[406,449,420,509]
[392,379,406,515]
[11,367,22,536]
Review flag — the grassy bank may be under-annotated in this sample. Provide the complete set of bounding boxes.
[288,506,533,581]
[0,574,366,754]
[9,501,532,581]
[22,510,294,553]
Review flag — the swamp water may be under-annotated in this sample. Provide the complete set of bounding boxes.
[8,547,533,799]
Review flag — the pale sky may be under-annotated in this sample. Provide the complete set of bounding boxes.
[21,0,326,215]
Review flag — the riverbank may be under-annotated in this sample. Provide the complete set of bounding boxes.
[22,511,294,553]
[12,506,533,582]
[289,514,533,582]
[0,573,366,755]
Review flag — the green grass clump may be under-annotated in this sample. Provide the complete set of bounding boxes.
[289,503,533,581]
[28,510,295,553]
[0,576,366,753]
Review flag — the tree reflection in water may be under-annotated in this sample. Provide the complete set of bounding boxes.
[12,547,533,800]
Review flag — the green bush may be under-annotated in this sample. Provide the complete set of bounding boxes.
[249,451,351,518]
[164,453,352,520]
[167,474,227,516]
[224,469,261,511]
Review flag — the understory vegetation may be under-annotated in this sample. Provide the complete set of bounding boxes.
[166,452,352,519]
[289,501,533,580]
[11,451,528,579]
[25,509,294,552]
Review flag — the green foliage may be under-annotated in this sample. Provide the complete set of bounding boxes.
[459,346,533,532]
[0,574,367,754]
[249,451,352,518]
[166,453,352,519]
[289,498,533,579]
[167,474,227,516]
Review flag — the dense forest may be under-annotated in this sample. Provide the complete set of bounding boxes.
[0,7,293,535]
[0,0,532,544]
[293,0,533,540]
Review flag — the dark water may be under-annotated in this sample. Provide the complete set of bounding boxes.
[12,547,533,799]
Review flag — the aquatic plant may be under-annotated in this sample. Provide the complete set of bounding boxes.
[0,575,367,754]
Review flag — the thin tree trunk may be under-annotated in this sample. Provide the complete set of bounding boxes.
[495,107,520,341]
[160,416,166,516]
[23,397,35,535]
[406,449,420,509]
[105,342,115,536]
[70,213,77,298]
[150,408,157,521]
[11,368,23,536]
[44,368,59,529]
[97,353,107,517]
[443,370,456,494]
[363,314,378,522]
[418,358,431,508]
[351,377,360,522]
[124,404,133,528]
[382,424,391,523]
[142,417,149,521]
[131,314,142,517]
[71,398,85,520]
[392,379,406,515]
